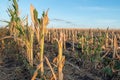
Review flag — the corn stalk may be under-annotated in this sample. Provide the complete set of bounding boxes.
[7,0,34,66]
[81,35,85,53]
[24,26,34,67]
[113,34,118,58]
[72,33,75,51]
[8,0,20,37]
[57,33,65,80]
[63,33,66,50]
[105,28,109,48]
[30,4,49,75]
[53,32,65,80]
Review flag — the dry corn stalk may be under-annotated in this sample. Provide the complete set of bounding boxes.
[1,40,5,49]
[30,4,35,25]
[113,34,118,58]
[31,62,42,80]
[81,35,84,53]
[25,26,34,66]
[53,32,65,80]
[7,0,35,66]
[105,29,109,48]
[63,33,66,50]
[72,33,75,51]
[8,0,20,37]
[18,25,34,67]
[110,31,114,48]
[30,4,49,75]
[44,56,57,80]
[90,32,94,44]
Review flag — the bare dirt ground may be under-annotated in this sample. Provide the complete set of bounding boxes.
[0,39,31,80]
[0,41,120,80]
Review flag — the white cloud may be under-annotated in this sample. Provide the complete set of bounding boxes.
[94,19,120,28]
[95,19,118,24]
[76,6,106,11]
[76,6,120,11]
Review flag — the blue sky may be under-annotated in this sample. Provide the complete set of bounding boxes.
[0,0,120,29]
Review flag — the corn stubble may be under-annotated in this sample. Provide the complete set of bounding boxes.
[53,32,65,80]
